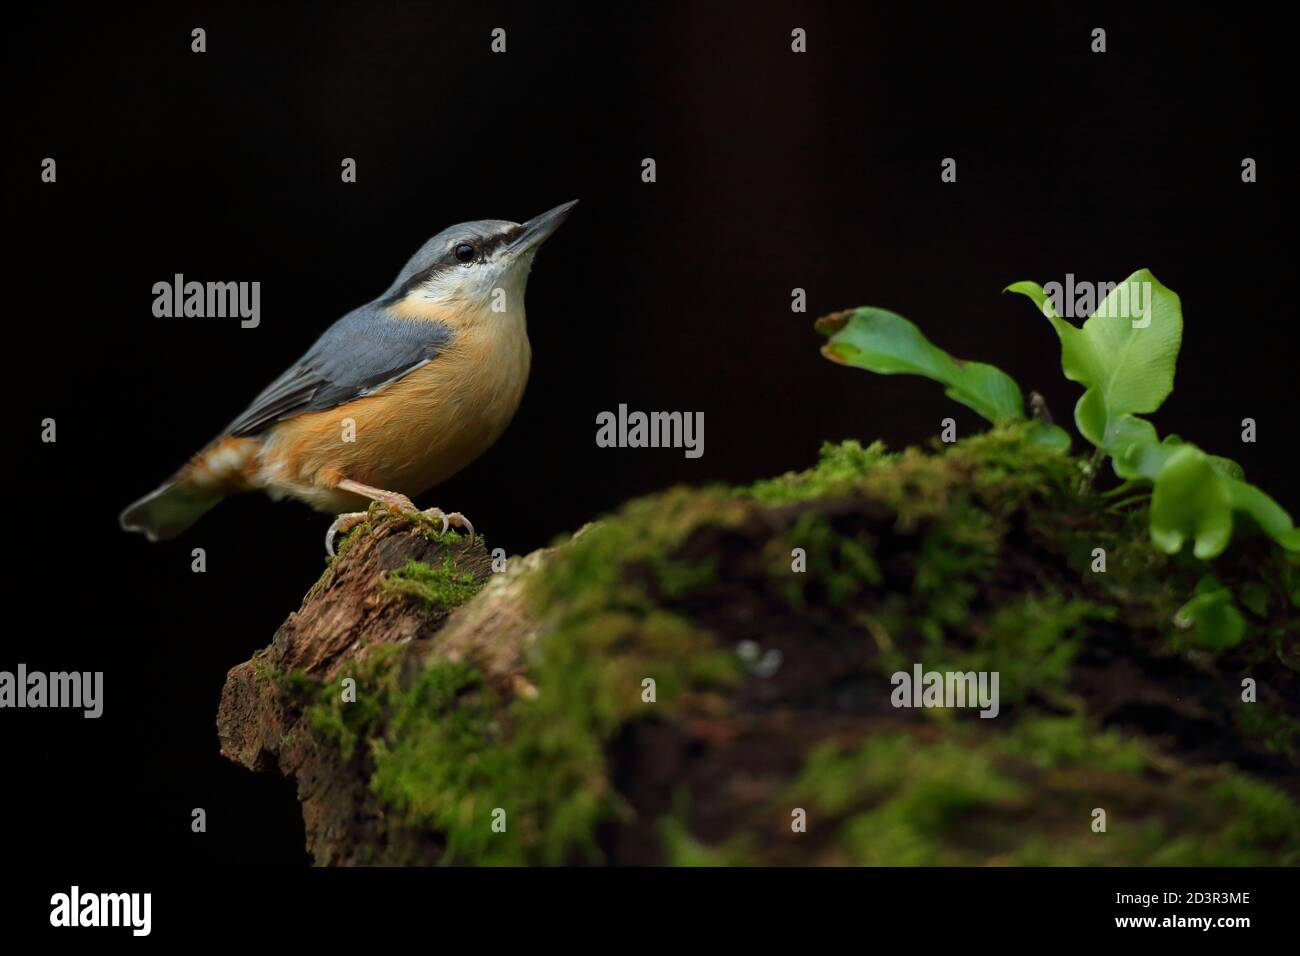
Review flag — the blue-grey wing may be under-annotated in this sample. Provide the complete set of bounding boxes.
[225,303,455,437]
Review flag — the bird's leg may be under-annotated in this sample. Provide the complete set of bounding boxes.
[329,478,475,551]
[322,479,420,556]
[336,478,419,515]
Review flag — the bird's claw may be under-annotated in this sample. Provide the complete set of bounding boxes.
[419,507,450,535]
[327,500,475,556]
[325,511,370,557]
[421,507,475,541]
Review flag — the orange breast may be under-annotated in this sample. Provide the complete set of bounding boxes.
[255,320,530,509]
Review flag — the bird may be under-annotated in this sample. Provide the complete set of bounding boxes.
[120,200,576,555]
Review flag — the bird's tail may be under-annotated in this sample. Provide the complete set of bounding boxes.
[119,478,225,542]
[120,436,260,541]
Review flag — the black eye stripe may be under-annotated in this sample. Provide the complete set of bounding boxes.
[382,226,523,304]
[451,226,522,261]
[476,226,522,257]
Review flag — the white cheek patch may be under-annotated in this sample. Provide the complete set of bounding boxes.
[416,252,536,312]
[418,269,469,303]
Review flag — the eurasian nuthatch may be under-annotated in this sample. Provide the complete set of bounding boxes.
[121,200,577,553]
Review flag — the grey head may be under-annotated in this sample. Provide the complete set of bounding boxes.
[381,200,578,308]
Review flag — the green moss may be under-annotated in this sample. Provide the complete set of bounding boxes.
[911,498,1000,628]
[755,428,1109,711]
[745,439,893,505]
[1235,703,1300,762]
[284,419,1296,865]
[541,486,751,607]
[653,556,719,598]
[924,596,1109,709]
[306,644,406,762]
[357,487,749,864]
[771,511,884,609]
[659,814,759,866]
[367,659,511,862]
[411,518,474,548]
[784,716,1300,865]
[998,713,1148,773]
[382,557,483,609]
[365,609,739,864]
[273,666,318,697]
[784,731,1027,865]
[862,424,1076,524]
[1187,775,1300,863]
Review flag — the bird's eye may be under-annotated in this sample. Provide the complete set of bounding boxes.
[454,242,476,263]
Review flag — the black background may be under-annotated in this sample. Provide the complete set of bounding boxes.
[4,1,1295,870]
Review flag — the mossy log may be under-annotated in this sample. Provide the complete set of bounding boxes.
[217,424,1300,865]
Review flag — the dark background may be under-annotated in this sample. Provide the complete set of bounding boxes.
[5,2,1294,868]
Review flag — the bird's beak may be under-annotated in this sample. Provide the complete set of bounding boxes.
[510,200,578,254]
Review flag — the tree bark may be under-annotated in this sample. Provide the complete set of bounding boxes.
[217,431,1300,866]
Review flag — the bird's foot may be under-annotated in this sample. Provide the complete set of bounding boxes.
[326,478,475,553]
[367,492,473,540]
[418,507,475,541]
[324,494,421,555]
[325,511,370,557]
[367,490,419,516]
